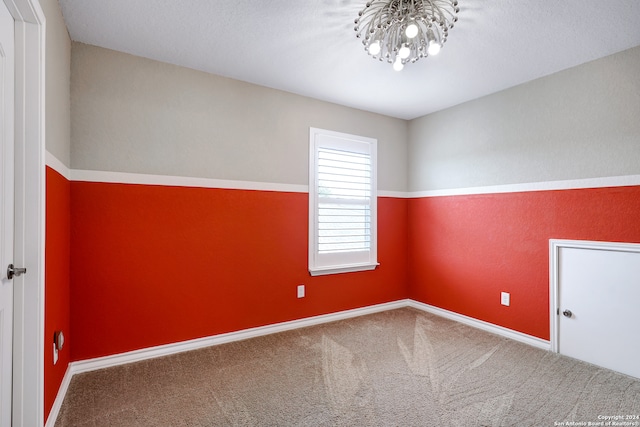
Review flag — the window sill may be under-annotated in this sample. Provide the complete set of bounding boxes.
[309,263,379,276]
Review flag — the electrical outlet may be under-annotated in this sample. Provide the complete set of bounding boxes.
[297,284,305,298]
[53,342,58,365]
[501,292,510,306]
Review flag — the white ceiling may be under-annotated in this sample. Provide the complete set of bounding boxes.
[59,0,640,120]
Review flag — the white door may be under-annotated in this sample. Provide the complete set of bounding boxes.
[0,2,14,425]
[557,243,640,379]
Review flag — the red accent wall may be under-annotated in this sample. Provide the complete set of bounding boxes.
[45,167,71,421]
[64,177,640,361]
[408,185,640,340]
[70,182,408,361]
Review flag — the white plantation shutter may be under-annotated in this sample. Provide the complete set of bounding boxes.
[309,128,378,275]
[317,148,371,253]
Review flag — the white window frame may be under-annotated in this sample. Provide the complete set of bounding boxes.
[309,127,378,276]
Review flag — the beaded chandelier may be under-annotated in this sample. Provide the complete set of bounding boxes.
[354,0,460,71]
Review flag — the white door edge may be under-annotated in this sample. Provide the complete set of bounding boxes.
[2,0,45,425]
[549,239,640,355]
[0,1,16,425]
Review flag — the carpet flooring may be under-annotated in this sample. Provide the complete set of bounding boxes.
[54,308,640,426]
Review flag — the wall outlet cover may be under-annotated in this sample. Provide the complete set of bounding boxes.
[297,284,305,298]
[53,342,59,365]
[501,292,510,306]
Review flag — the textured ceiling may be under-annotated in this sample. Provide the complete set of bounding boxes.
[59,0,640,120]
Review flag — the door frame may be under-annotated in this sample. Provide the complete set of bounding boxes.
[549,239,640,354]
[2,0,44,425]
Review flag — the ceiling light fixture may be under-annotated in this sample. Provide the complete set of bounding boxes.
[354,0,460,71]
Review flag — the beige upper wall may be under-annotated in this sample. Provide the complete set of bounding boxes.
[408,46,640,192]
[42,0,71,167]
[70,43,408,192]
[71,39,640,193]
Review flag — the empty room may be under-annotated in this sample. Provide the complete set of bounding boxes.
[2,0,640,426]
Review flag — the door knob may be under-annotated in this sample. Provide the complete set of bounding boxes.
[7,264,27,280]
[562,309,572,318]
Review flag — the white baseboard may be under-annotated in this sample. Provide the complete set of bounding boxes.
[69,300,409,375]
[407,300,551,350]
[45,365,73,427]
[46,298,549,424]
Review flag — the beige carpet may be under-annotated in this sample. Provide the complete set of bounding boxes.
[54,308,640,426]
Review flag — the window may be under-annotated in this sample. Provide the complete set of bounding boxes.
[309,128,378,276]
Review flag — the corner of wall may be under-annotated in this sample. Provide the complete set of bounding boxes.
[42,0,72,422]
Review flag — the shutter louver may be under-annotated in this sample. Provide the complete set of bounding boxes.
[317,148,371,254]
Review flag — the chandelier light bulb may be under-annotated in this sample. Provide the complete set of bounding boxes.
[428,41,441,56]
[398,44,411,59]
[368,40,381,55]
[405,22,419,38]
[393,59,404,71]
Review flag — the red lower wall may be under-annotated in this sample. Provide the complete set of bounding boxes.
[70,181,408,361]
[63,177,640,363]
[45,167,71,421]
[408,185,640,340]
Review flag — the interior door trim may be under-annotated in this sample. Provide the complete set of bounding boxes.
[3,0,46,425]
